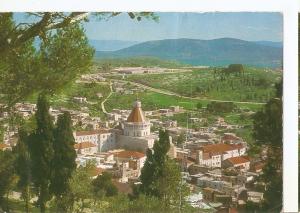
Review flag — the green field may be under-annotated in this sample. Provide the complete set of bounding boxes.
[111,66,281,103]
[105,91,263,112]
[93,56,188,70]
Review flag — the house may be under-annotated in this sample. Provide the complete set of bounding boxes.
[203,187,225,202]
[74,129,116,152]
[114,150,146,175]
[197,143,246,168]
[221,133,242,144]
[74,142,97,155]
[247,191,264,203]
[250,161,265,173]
[222,156,250,171]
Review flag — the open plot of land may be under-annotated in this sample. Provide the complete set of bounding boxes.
[110,67,281,103]
[105,91,263,112]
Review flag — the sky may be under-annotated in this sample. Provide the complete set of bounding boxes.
[14,12,283,42]
[84,12,283,42]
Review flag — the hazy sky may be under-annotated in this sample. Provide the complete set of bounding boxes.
[14,12,283,42]
[84,12,283,42]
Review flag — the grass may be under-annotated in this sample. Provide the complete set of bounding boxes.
[105,90,263,113]
[93,56,188,70]
[105,91,210,112]
[24,81,110,118]
[4,199,40,213]
[112,66,281,103]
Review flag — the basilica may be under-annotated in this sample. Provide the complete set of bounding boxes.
[74,100,158,153]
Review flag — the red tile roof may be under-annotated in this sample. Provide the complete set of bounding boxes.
[226,156,250,165]
[115,150,145,159]
[202,143,244,155]
[0,144,10,150]
[74,142,97,149]
[91,167,104,177]
[75,129,109,136]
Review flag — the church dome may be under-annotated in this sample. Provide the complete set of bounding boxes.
[126,100,147,123]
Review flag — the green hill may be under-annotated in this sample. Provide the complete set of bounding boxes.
[95,38,282,68]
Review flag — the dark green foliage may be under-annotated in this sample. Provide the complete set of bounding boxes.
[68,163,95,212]
[92,172,118,198]
[50,112,77,198]
[0,15,94,108]
[39,24,94,95]
[196,102,202,110]
[252,79,282,210]
[139,129,188,208]
[221,64,244,77]
[176,133,185,146]
[207,101,237,113]
[253,98,282,147]
[27,94,55,213]
[14,128,32,213]
[140,130,170,196]
[0,150,16,211]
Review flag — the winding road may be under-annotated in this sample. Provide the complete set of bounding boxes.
[100,81,113,114]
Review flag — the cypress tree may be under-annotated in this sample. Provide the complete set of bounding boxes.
[50,112,77,211]
[14,128,31,213]
[139,129,171,196]
[28,93,54,213]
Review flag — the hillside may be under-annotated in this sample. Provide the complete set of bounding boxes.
[89,40,139,51]
[95,38,283,68]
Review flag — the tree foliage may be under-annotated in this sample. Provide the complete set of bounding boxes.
[50,112,77,200]
[0,12,157,110]
[92,172,118,199]
[252,80,282,210]
[27,94,55,213]
[0,150,17,211]
[139,129,189,208]
[14,128,32,213]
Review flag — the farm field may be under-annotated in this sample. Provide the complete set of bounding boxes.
[105,90,263,112]
[109,66,281,103]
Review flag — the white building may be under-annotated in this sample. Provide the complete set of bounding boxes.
[73,100,157,154]
[74,129,116,152]
[197,143,246,168]
[117,100,157,152]
[74,142,97,155]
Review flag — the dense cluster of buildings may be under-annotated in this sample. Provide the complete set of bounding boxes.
[0,98,267,212]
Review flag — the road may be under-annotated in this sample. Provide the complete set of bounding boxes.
[100,81,113,114]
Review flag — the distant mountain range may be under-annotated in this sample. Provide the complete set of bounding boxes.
[94,38,283,68]
[253,41,283,48]
[89,40,139,51]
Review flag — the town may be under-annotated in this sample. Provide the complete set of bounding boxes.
[0,66,269,213]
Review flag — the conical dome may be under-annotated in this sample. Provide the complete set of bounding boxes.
[126,100,147,123]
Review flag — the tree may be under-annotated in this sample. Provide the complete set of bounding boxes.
[0,12,158,110]
[252,80,282,210]
[68,163,95,212]
[0,150,17,212]
[139,130,188,207]
[177,133,185,146]
[50,112,77,211]
[92,172,118,199]
[196,102,202,110]
[14,128,32,213]
[27,94,55,213]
